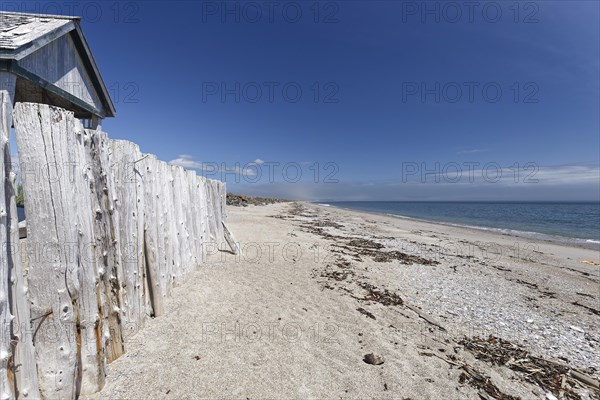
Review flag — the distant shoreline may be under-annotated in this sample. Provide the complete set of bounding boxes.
[312,201,600,251]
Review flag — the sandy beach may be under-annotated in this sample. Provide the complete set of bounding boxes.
[84,202,600,400]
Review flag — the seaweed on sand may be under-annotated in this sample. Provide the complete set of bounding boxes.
[460,336,598,400]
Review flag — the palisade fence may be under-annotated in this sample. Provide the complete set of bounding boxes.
[1,101,228,399]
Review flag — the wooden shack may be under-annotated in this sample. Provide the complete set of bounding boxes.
[0,11,115,128]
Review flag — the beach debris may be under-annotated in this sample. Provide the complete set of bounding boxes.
[576,292,595,299]
[357,307,376,320]
[508,279,557,298]
[363,353,384,365]
[458,364,520,400]
[569,370,600,390]
[321,266,355,282]
[298,213,438,266]
[359,282,404,306]
[582,260,600,266]
[287,202,318,218]
[459,335,598,400]
[404,304,447,332]
[571,302,600,316]
[347,238,384,249]
[312,219,344,229]
[338,244,439,265]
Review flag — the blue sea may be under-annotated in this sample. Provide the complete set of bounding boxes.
[323,202,600,248]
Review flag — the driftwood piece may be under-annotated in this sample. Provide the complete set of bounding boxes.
[404,304,447,332]
[223,222,240,255]
[570,369,599,390]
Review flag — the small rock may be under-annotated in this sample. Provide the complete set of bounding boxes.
[363,353,384,365]
[570,326,584,333]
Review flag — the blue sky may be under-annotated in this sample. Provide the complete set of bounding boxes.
[6,1,600,200]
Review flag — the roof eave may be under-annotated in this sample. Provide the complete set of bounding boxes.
[71,22,116,118]
[8,20,77,60]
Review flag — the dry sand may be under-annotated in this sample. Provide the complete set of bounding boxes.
[84,202,600,400]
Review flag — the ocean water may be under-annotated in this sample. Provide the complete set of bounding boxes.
[324,202,600,246]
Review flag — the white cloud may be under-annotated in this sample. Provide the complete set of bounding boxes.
[168,155,257,176]
[169,154,205,170]
[531,164,600,185]
[253,158,264,165]
[456,148,487,155]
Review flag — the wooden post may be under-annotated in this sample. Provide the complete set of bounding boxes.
[140,155,164,317]
[1,73,17,400]
[169,166,187,278]
[198,176,209,262]
[110,140,147,336]
[14,103,89,399]
[69,121,106,395]
[2,75,40,399]
[187,171,201,267]
[159,161,175,292]
[84,130,124,364]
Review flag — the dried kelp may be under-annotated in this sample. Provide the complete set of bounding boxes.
[359,282,404,306]
[460,336,599,400]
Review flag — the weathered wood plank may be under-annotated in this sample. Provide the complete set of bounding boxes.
[159,161,175,292]
[109,140,147,335]
[69,121,106,396]
[222,222,240,255]
[2,81,40,400]
[183,171,197,269]
[84,130,124,364]
[139,155,164,317]
[1,78,16,400]
[197,176,209,262]
[14,103,88,399]
[169,166,186,279]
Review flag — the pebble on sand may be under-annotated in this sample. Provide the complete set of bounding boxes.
[363,353,385,365]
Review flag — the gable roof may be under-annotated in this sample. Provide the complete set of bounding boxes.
[0,11,116,118]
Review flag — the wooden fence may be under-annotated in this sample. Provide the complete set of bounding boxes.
[1,102,228,399]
